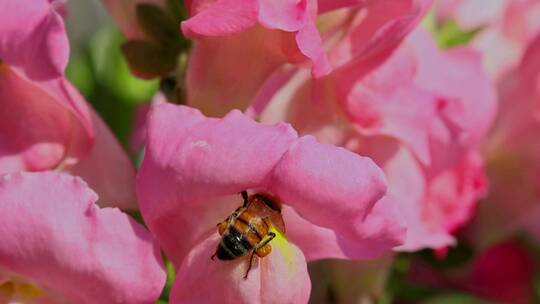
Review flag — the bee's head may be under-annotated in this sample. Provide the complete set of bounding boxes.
[252,192,282,212]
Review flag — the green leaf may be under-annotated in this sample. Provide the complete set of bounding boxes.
[66,52,94,97]
[90,27,158,102]
[417,241,474,269]
[122,40,178,79]
[436,20,482,49]
[158,258,176,302]
[76,27,158,145]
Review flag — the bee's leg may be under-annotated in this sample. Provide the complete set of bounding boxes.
[241,190,249,207]
[211,251,217,260]
[255,244,272,258]
[244,232,276,278]
[244,251,257,279]
[254,232,276,258]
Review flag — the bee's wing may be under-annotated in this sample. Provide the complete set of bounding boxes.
[247,200,286,233]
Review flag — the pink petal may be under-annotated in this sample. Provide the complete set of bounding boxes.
[130,102,153,153]
[424,151,487,235]
[169,233,310,303]
[329,0,432,74]
[0,66,92,173]
[296,20,331,77]
[258,0,309,31]
[519,31,540,99]
[0,171,165,303]
[410,29,497,153]
[64,107,137,209]
[374,144,456,251]
[342,28,496,172]
[0,68,136,209]
[182,0,330,116]
[318,0,364,14]
[472,27,523,79]
[341,41,437,165]
[181,0,258,37]
[464,0,540,79]
[185,26,293,116]
[137,103,297,265]
[283,200,406,261]
[0,0,69,80]
[267,135,390,245]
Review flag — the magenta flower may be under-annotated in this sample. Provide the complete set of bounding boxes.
[137,103,406,302]
[407,240,535,303]
[0,171,165,303]
[0,0,137,208]
[467,241,535,304]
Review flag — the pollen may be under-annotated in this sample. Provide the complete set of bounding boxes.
[269,226,296,275]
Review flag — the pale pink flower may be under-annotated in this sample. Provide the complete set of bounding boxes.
[137,103,406,303]
[0,0,137,208]
[183,0,432,116]
[259,27,496,250]
[437,0,540,78]
[0,171,165,303]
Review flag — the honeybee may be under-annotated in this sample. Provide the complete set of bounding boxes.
[212,191,286,279]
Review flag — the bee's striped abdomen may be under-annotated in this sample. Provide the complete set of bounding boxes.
[216,210,270,260]
[216,226,253,260]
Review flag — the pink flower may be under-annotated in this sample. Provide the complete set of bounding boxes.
[0,171,165,303]
[183,0,330,76]
[259,27,495,250]
[436,0,540,78]
[355,144,487,251]
[0,0,137,208]
[137,103,406,302]
[183,0,432,116]
[473,32,540,245]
